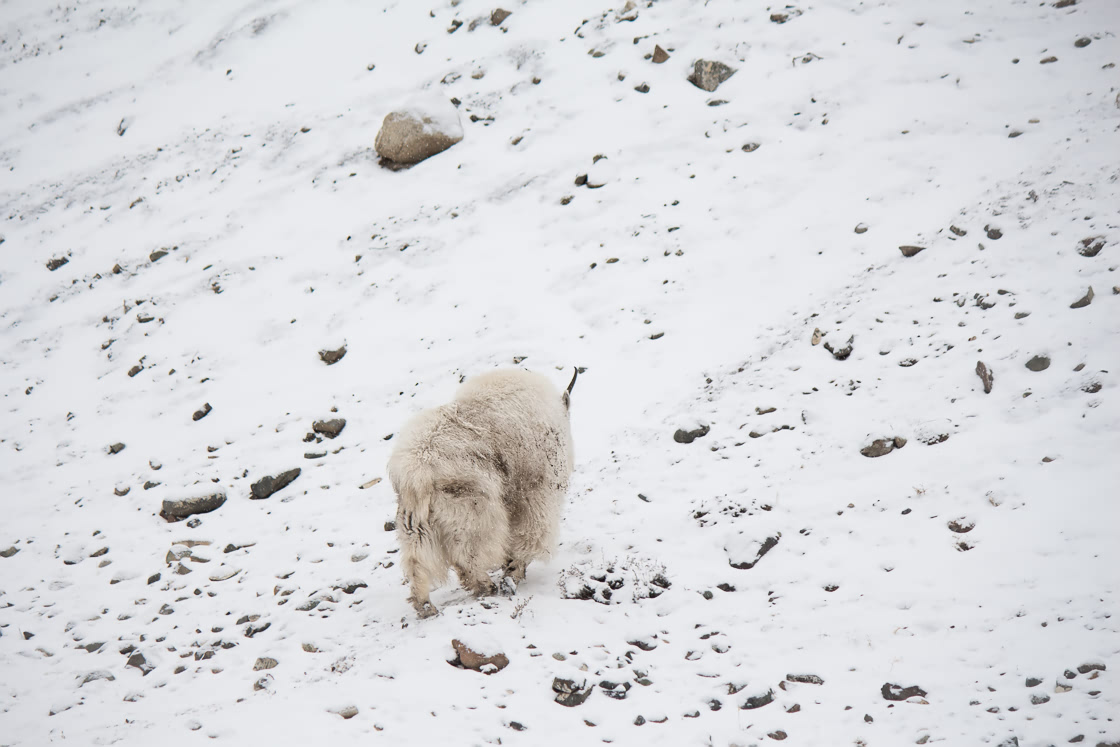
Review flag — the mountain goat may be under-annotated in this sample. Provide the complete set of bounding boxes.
[387,368,576,618]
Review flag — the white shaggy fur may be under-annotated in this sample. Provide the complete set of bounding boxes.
[387,369,575,618]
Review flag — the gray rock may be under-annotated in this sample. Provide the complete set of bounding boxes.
[673,424,710,443]
[319,345,347,365]
[688,60,736,92]
[375,110,463,167]
[786,674,824,685]
[824,335,854,360]
[149,249,168,262]
[1025,355,1050,372]
[985,225,1003,240]
[126,653,155,676]
[312,418,346,439]
[253,657,278,671]
[1078,236,1104,257]
[1076,662,1105,674]
[729,535,780,570]
[250,469,301,500]
[0,546,18,558]
[108,442,126,454]
[47,256,70,271]
[882,682,927,701]
[553,677,593,707]
[333,705,359,719]
[854,223,869,234]
[1070,287,1094,308]
[861,438,906,457]
[491,8,511,25]
[652,45,669,63]
[192,403,212,421]
[741,689,774,709]
[160,493,226,522]
[1074,37,1091,48]
[899,245,926,257]
[1026,677,1042,687]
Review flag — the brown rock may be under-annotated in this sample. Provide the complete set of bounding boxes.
[652,45,669,63]
[319,345,346,365]
[976,361,994,393]
[1026,355,1050,372]
[491,8,511,25]
[899,245,926,257]
[1078,236,1104,257]
[250,469,301,500]
[451,639,509,674]
[1070,287,1094,308]
[375,110,463,167]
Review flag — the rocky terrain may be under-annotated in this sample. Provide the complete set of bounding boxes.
[1,0,1118,745]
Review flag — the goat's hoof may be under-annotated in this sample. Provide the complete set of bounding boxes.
[416,602,439,619]
[499,577,518,597]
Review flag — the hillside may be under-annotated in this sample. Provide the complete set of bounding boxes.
[1,0,1118,745]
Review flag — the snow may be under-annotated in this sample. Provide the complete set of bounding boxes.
[1,0,1118,745]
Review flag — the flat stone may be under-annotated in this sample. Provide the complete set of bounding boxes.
[333,705,359,719]
[729,535,780,570]
[673,424,710,443]
[899,245,926,257]
[451,639,509,674]
[47,256,70,271]
[108,442,126,454]
[741,689,774,709]
[786,674,824,685]
[1025,355,1050,372]
[160,493,227,522]
[250,469,301,500]
[253,657,278,671]
[312,419,346,439]
[0,546,19,558]
[881,682,927,701]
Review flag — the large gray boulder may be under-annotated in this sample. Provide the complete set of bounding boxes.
[375,104,464,168]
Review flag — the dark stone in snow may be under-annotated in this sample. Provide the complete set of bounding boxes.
[729,534,780,570]
[599,680,631,699]
[491,8,511,25]
[553,677,593,707]
[192,403,212,421]
[824,335,854,360]
[1026,677,1042,687]
[1076,662,1105,674]
[899,245,925,257]
[244,621,271,638]
[319,345,347,365]
[976,361,994,393]
[149,249,168,262]
[0,546,19,558]
[251,469,301,500]
[336,580,368,595]
[652,45,669,63]
[126,653,155,676]
[313,418,346,439]
[1025,355,1050,372]
[47,256,70,271]
[741,689,774,709]
[1070,287,1094,308]
[786,673,824,685]
[985,225,1003,240]
[108,442,126,454]
[160,492,226,522]
[882,682,927,701]
[673,424,710,443]
[1078,236,1104,257]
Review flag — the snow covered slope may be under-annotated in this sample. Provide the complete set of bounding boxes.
[1,0,1118,744]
